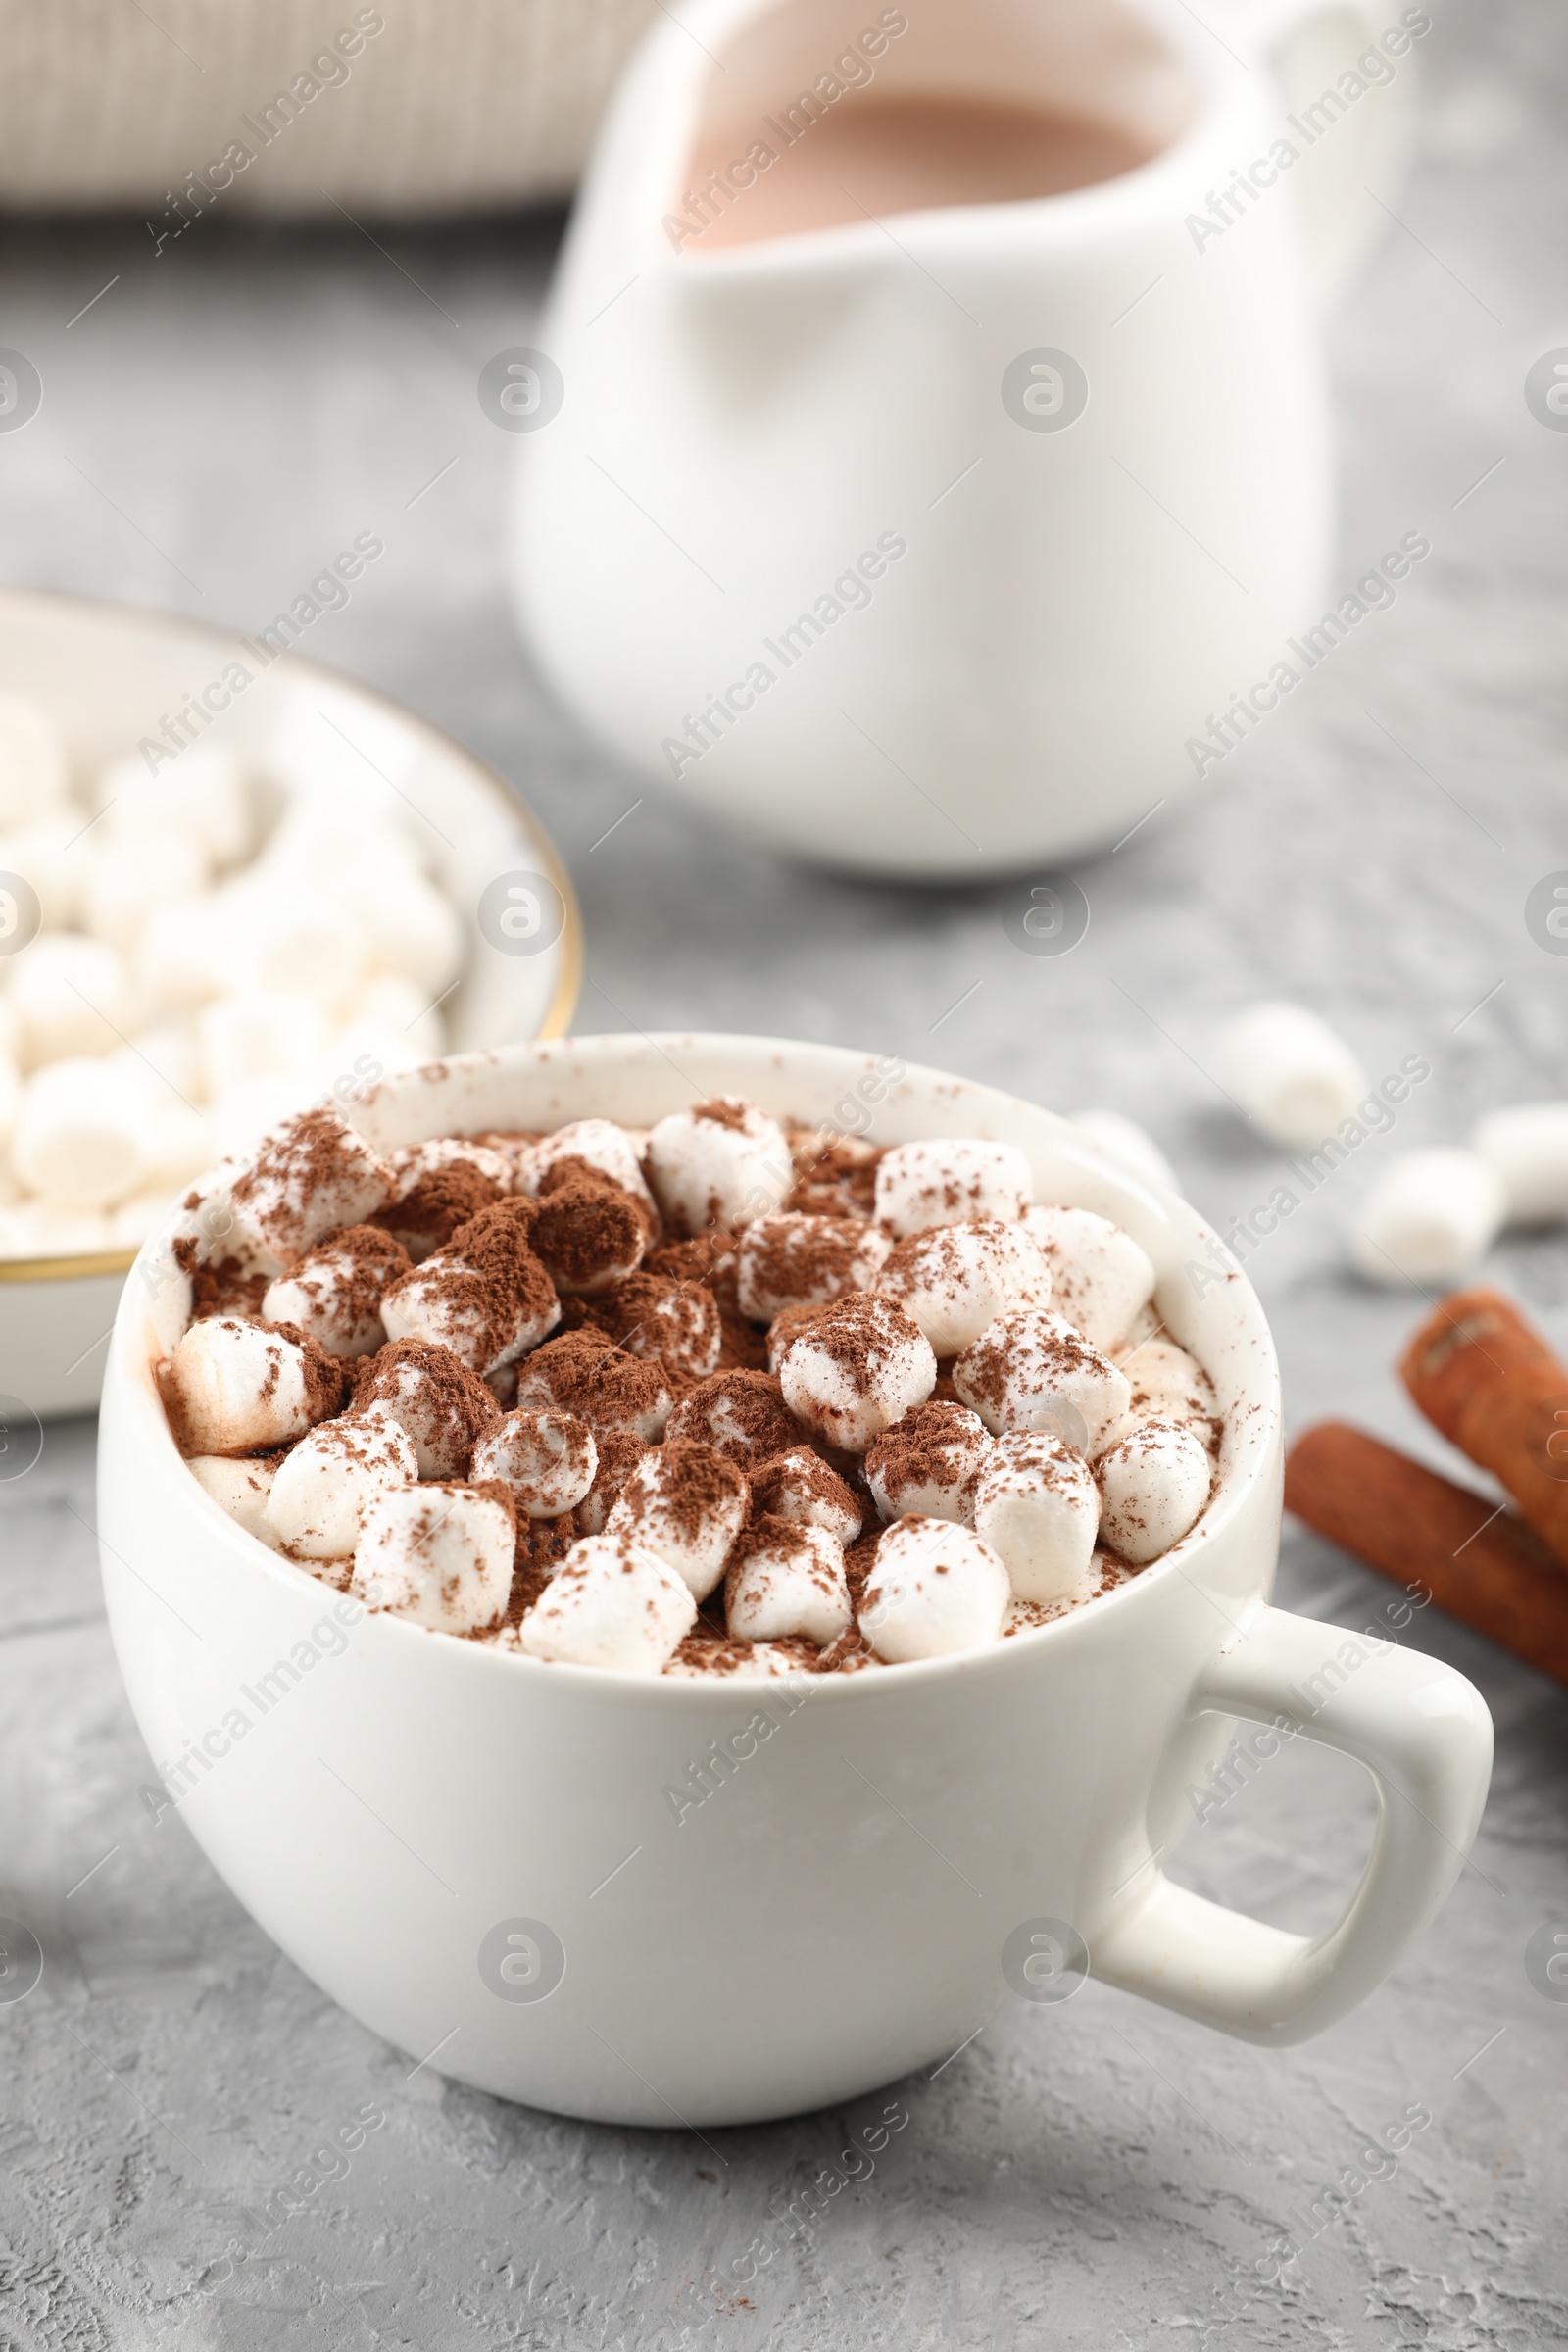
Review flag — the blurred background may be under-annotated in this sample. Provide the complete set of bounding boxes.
[1,0,1566,2343]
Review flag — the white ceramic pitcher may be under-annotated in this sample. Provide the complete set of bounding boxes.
[508,0,1418,876]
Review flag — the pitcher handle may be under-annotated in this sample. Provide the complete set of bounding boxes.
[1237,0,1429,305]
[1091,1604,1492,2044]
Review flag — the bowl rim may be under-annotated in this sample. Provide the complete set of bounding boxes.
[0,587,583,1285]
[107,1032,1284,1702]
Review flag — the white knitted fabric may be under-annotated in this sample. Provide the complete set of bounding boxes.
[3,0,660,214]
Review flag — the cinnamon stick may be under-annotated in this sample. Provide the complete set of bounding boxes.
[1285,1419,1568,1684]
[1399,1285,1568,1565]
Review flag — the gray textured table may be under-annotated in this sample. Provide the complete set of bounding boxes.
[2,1,1566,2342]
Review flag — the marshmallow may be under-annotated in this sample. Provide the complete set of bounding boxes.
[953,1310,1131,1453]
[528,1170,653,1294]
[786,1129,881,1218]
[516,1327,673,1440]
[575,1430,652,1533]
[470,1407,598,1518]
[379,1200,559,1372]
[598,1271,721,1382]
[665,1368,803,1464]
[877,1216,1050,1354]
[873,1138,1032,1238]
[1068,1108,1177,1196]
[186,1453,283,1549]
[1021,1206,1155,1353]
[381,1139,511,1260]
[0,696,70,826]
[11,1055,153,1206]
[196,992,331,1099]
[750,1445,862,1544]
[725,1517,851,1646]
[858,1517,1010,1661]
[263,1225,414,1357]
[865,1400,994,1525]
[1097,1418,1211,1565]
[80,824,212,955]
[646,1097,792,1233]
[734,1212,892,1320]
[220,878,368,1004]
[352,1481,514,1633]
[606,1439,749,1597]
[518,1532,696,1673]
[338,863,465,996]
[0,810,87,930]
[226,1106,394,1274]
[662,1640,812,1679]
[135,893,231,1012]
[522,1118,656,1212]
[350,972,448,1059]
[112,1188,180,1249]
[117,1022,201,1107]
[352,1338,500,1476]
[971,1434,1100,1604]
[1117,1338,1220,1449]
[165,1317,343,1453]
[0,1202,111,1257]
[1213,1002,1368,1149]
[266,1412,418,1558]
[1470,1103,1568,1227]
[8,933,134,1067]
[96,747,253,866]
[1351,1150,1505,1287]
[777,1294,936,1452]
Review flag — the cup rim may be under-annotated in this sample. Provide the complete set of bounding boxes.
[108,1032,1282,1703]
[0,587,583,1285]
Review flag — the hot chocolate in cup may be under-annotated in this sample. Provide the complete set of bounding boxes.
[97,1036,1491,2127]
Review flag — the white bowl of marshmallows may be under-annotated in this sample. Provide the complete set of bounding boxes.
[0,590,579,1417]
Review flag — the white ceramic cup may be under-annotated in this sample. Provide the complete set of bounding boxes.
[509,0,1416,876]
[97,1036,1490,2128]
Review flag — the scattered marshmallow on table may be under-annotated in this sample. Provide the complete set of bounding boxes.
[262,1226,414,1358]
[777,1293,936,1452]
[726,1517,852,1646]
[873,1137,1032,1237]
[607,1439,749,1598]
[858,1517,1011,1661]
[1213,1001,1368,1149]
[1068,1108,1177,1196]
[750,1445,862,1544]
[1470,1102,1568,1228]
[187,1454,283,1549]
[865,1400,994,1525]
[471,1407,597,1518]
[165,1316,342,1453]
[646,1097,792,1233]
[734,1211,891,1320]
[352,1481,514,1633]
[266,1411,418,1559]
[1021,1206,1154,1354]
[1351,1149,1505,1286]
[876,1216,1049,1354]
[1097,1418,1211,1565]
[518,1532,696,1672]
[971,1433,1101,1605]
[953,1310,1131,1453]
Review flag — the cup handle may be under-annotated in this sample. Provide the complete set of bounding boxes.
[1237,0,1422,305]
[1090,1604,1493,2043]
